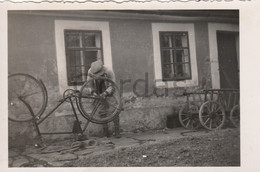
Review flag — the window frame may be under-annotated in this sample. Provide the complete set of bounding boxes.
[159,31,192,81]
[151,23,198,88]
[54,20,113,94]
[64,29,104,86]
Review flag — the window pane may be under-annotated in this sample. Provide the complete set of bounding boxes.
[84,51,98,65]
[66,32,80,47]
[70,67,83,82]
[162,50,172,64]
[184,63,191,77]
[83,32,102,48]
[175,49,190,63]
[175,64,190,78]
[181,34,188,47]
[163,70,170,79]
[67,50,81,66]
[83,33,96,47]
[161,33,173,48]
[83,50,100,75]
[175,33,188,47]
[183,49,189,62]
[175,64,184,77]
[163,64,174,79]
[175,50,184,63]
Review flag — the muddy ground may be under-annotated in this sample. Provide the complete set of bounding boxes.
[64,128,240,167]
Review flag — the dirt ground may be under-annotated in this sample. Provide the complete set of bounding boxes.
[64,128,240,167]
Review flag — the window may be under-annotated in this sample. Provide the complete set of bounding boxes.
[152,23,198,88]
[64,30,103,86]
[159,32,191,81]
[55,20,113,93]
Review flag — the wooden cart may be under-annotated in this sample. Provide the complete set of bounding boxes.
[179,89,240,130]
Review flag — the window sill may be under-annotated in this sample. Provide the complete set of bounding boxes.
[155,79,198,88]
[162,77,192,82]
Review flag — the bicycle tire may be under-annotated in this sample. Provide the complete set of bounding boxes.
[8,73,48,122]
[78,77,122,124]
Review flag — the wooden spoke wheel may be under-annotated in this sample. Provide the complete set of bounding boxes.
[230,104,240,128]
[179,103,200,130]
[78,77,122,124]
[8,73,48,122]
[199,101,225,130]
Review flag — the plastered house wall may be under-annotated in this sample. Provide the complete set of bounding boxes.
[8,11,238,146]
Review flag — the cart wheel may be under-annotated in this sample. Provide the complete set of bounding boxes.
[78,77,122,124]
[230,104,240,128]
[199,101,225,130]
[179,103,200,130]
[8,73,48,122]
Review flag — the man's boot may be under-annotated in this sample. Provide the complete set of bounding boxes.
[114,116,121,138]
[103,123,110,137]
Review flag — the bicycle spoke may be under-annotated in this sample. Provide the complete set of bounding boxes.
[22,90,42,98]
[89,101,102,120]
[8,87,19,98]
[13,78,23,95]
[8,74,48,122]
[78,76,122,124]
[105,99,118,109]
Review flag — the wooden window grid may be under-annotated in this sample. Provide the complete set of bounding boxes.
[64,30,103,86]
[159,31,192,81]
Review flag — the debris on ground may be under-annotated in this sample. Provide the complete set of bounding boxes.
[8,128,240,167]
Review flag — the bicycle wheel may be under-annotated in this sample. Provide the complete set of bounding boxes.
[78,77,122,124]
[230,104,240,128]
[199,101,225,130]
[8,73,48,122]
[179,103,200,130]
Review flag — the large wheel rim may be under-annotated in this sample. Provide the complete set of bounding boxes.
[230,104,240,128]
[179,103,200,130]
[199,101,225,130]
[78,77,122,124]
[8,73,48,122]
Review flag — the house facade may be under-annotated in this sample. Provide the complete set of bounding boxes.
[8,10,239,143]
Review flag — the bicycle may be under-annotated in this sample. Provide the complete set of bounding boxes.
[8,73,122,141]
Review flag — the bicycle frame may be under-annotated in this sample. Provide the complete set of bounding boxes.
[9,73,122,142]
[19,91,103,141]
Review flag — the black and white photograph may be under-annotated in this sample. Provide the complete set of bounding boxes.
[1,2,260,171]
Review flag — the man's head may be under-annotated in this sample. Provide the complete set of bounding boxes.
[90,60,105,76]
